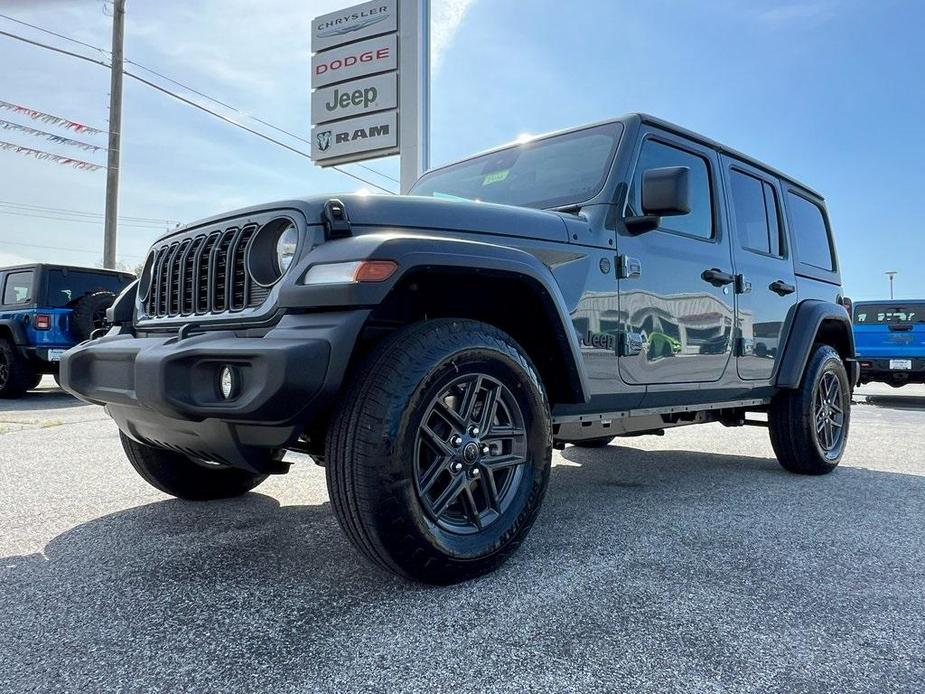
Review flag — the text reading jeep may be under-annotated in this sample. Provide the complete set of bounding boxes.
[61,115,856,583]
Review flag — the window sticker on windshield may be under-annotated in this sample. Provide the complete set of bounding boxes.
[482,170,509,186]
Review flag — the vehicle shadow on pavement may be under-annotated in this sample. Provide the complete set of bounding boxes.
[2,446,924,692]
[862,394,925,411]
[0,389,86,413]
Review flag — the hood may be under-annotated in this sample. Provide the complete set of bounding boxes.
[160,193,574,245]
[315,193,573,243]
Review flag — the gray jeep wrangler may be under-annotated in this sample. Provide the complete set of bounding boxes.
[61,114,856,583]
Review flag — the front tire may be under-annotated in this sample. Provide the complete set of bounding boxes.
[326,319,552,584]
[769,344,851,475]
[0,338,36,399]
[120,433,268,500]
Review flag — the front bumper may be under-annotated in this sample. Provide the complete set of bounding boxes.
[60,310,369,470]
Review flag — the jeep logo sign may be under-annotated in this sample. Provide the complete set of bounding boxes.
[311,34,397,89]
[311,111,398,163]
[311,73,397,125]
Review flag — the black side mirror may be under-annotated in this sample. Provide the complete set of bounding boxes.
[625,166,691,234]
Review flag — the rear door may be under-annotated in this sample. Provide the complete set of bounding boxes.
[617,129,735,385]
[721,157,796,380]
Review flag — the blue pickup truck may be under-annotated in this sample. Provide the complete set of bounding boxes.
[854,300,925,387]
[0,264,134,398]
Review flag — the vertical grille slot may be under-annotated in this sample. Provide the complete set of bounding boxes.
[181,236,203,315]
[170,239,192,316]
[230,225,256,311]
[211,229,237,313]
[196,232,220,314]
[158,243,179,317]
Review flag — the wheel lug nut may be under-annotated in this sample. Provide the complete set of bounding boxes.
[451,435,462,447]
[451,461,463,473]
[470,426,480,436]
[481,444,489,455]
[471,467,481,477]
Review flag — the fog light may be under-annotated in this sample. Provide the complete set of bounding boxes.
[219,366,236,400]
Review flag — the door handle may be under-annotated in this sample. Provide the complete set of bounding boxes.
[701,268,735,287]
[769,280,796,296]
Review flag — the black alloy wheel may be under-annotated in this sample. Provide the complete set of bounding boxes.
[414,373,528,534]
[813,370,846,456]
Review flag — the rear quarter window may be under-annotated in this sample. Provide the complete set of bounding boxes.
[787,191,835,271]
[2,270,34,305]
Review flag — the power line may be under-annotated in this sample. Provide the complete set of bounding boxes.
[0,200,180,224]
[0,12,107,56]
[0,239,145,259]
[0,209,171,230]
[0,21,400,190]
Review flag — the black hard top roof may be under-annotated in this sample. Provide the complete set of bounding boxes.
[0,263,134,277]
[630,113,823,200]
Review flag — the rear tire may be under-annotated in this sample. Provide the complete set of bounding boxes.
[0,338,36,399]
[120,433,268,500]
[769,344,851,475]
[325,319,552,584]
[569,436,615,448]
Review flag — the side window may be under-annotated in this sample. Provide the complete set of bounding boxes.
[3,271,34,305]
[630,139,714,240]
[729,169,783,257]
[788,191,834,271]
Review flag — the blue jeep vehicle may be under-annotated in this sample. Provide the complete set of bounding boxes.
[0,264,134,398]
[854,301,925,387]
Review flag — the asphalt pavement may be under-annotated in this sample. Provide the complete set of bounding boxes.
[1,379,923,693]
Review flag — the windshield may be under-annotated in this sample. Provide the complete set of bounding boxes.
[854,302,925,324]
[409,122,623,209]
[46,269,132,308]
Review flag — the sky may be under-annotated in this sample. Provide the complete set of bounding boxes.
[0,0,922,299]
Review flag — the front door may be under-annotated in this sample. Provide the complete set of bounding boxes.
[721,156,796,380]
[617,131,735,386]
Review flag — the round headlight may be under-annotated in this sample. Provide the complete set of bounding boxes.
[276,224,298,274]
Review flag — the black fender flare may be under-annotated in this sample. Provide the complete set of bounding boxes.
[278,233,591,403]
[0,317,29,346]
[776,299,855,389]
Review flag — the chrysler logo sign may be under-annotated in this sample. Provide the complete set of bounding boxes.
[311,0,398,53]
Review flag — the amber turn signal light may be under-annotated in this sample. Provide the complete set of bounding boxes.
[354,260,398,283]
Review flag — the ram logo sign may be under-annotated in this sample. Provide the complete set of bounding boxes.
[310,111,398,164]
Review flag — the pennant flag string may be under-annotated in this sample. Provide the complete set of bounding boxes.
[0,119,105,152]
[0,99,104,135]
[0,140,104,172]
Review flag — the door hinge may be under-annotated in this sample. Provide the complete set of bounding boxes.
[618,255,642,280]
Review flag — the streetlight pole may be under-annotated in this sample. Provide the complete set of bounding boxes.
[103,0,126,269]
[886,271,897,300]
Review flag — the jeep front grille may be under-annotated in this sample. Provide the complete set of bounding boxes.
[143,224,263,319]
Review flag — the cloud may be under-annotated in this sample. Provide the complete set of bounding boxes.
[431,0,476,72]
[757,1,836,26]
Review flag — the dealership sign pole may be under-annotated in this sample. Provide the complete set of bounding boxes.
[310,0,430,194]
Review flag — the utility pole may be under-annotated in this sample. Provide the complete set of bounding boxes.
[103,0,126,269]
[886,271,897,300]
